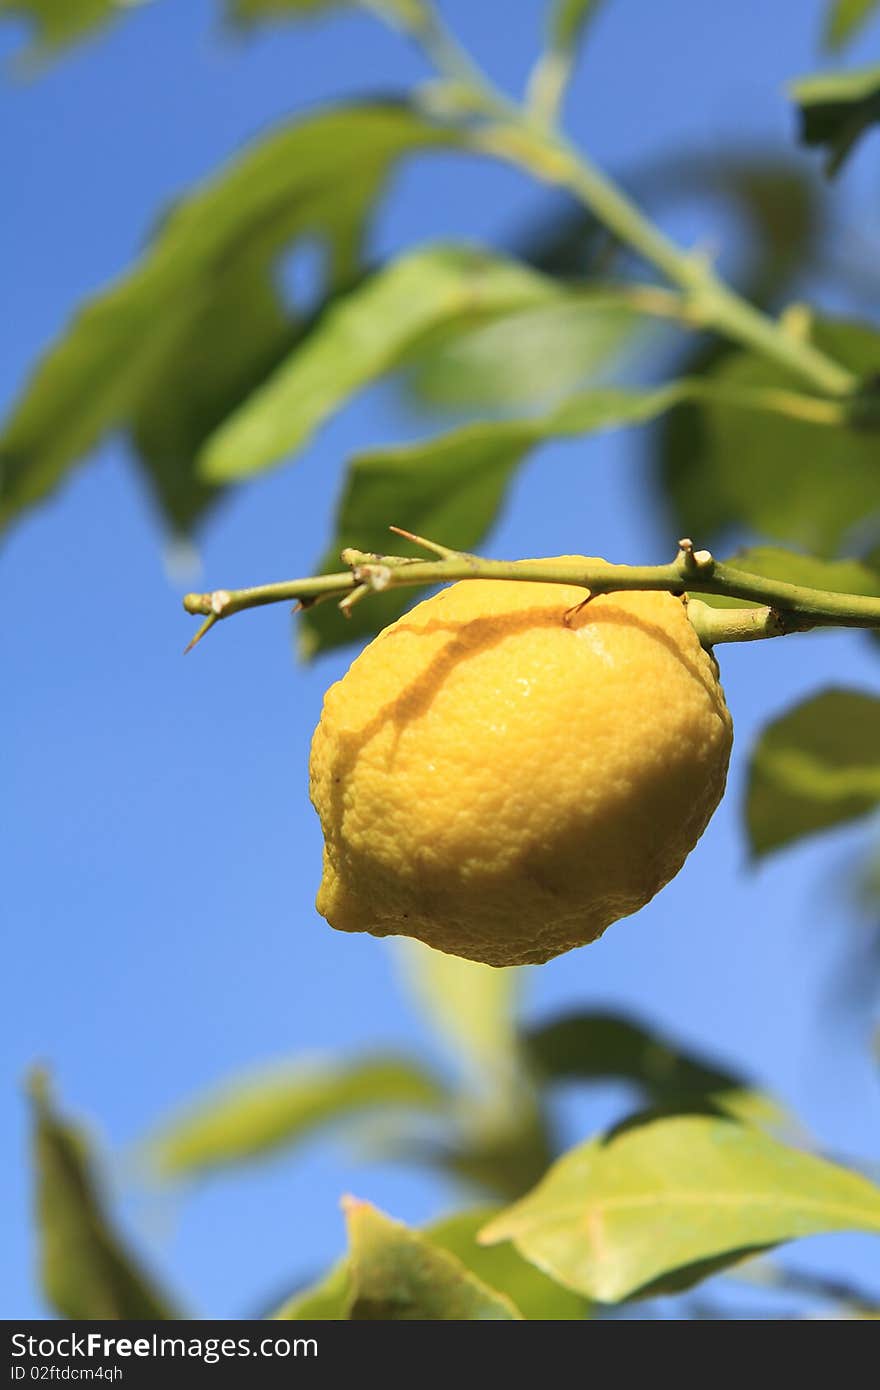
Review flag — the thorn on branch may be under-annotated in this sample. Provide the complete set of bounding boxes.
[183,612,219,655]
[388,524,461,560]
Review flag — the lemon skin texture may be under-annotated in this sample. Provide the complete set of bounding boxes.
[309,566,733,967]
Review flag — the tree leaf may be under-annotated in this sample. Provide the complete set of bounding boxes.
[274,1206,587,1319]
[659,316,880,556]
[546,0,603,53]
[344,1198,522,1319]
[789,64,880,174]
[198,245,557,483]
[695,547,880,609]
[147,1055,448,1179]
[300,381,686,656]
[272,1259,351,1319]
[227,0,425,26]
[0,102,459,536]
[425,1207,588,1319]
[747,688,880,857]
[0,0,122,64]
[823,0,880,52]
[479,1114,880,1303]
[408,291,654,411]
[29,1070,180,1320]
[525,1011,748,1103]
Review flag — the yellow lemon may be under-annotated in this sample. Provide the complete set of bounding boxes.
[309,565,733,967]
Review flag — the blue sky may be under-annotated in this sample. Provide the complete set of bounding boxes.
[2,0,879,1318]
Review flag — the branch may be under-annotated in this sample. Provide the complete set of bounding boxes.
[182,534,880,652]
[403,4,857,399]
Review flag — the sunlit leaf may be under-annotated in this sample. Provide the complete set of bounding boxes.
[272,1259,350,1319]
[301,381,686,656]
[199,245,556,483]
[823,0,880,51]
[274,1205,587,1319]
[747,688,880,857]
[409,291,656,411]
[789,64,880,174]
[659,316,880,556]
[0,103,459,536]
[147,1055,447,1179]
[480,1114,880,1302]
[30,1071,179,1320]
[344,1198,522,1319]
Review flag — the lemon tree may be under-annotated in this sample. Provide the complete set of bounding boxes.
[6,0,880,1323]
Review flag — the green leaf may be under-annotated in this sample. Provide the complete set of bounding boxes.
[0,0,121,64]
[199,245,557,483]
[525,1011,748,1104]
[408,291,654,412]
[788,64,880,174]
[823,0,880,52]
[696,547,880,610]
[747,688,880,857]
[547,0,603,52]
[659,316,880,556]
[0,102,459,536]
[480,1114,880,1303]
[274,1205,586,1320]
[147,1055,447,1179]
[344,1199,522,1319]
[227,0,425,26]
[301,381,686,656]
[426,1207,588,1319]
[394,940,521,1086]
[272,1259,351,1320]
[29,1070,179,1320]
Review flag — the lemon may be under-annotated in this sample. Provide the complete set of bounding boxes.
[309,565,733,967]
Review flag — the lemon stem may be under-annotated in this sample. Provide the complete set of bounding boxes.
[182,537,880,652]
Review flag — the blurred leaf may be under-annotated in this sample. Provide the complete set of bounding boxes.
[148,1055,447,1179]
[301,381,686,656]
[130,258,295,533]
[426,1207,588,1318]
[0,102,459,536]
[525,1011,747,1104]
[547,0,603,51]
[824,0,880,50]
[227,0,425,25]
[0,0,122,63]
[409,291,656,411]
[660,316,880,556]
[30,1071,179,1320]
[275,1204,584,1319]
[480,1114,880,1303]
[696,547,880,609]
[747,688,880,857]
[199,245,556,483]
[789,64,880,174]
[394,940,521,1086]
[344,1198,522,1319]
[273,1259,350,1319]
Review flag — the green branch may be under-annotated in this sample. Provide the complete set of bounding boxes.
[405,4,857,398]
[182,534,880,653]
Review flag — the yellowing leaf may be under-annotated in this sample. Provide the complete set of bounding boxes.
[747,688,880,856]
[344,1199,522,1319]
[147,1055,447,1179]
[480,1114,880,1303]
[30,1071,179,1319]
